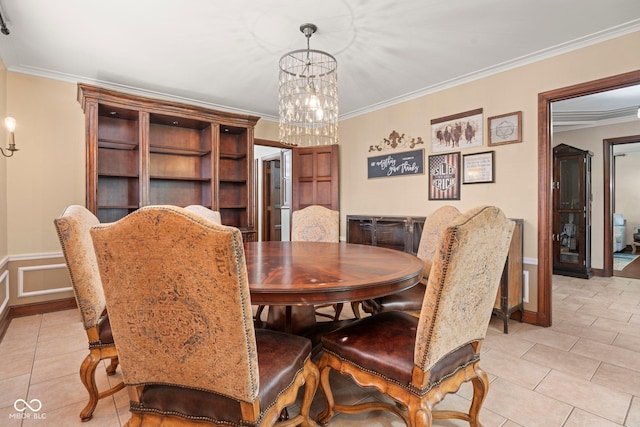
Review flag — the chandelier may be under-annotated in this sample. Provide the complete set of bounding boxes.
[279,23,338,147]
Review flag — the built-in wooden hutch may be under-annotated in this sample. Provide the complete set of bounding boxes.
[77,84,260,241]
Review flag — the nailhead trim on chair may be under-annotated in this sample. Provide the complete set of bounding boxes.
[87,341,113,349]
[323,348,479,397]
[130,360,309,426]
[419,227,458,370]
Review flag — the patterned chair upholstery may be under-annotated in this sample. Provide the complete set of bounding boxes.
[359,205,460,317]
[291,205,343,321]
[184,204,222,224]
[90,205,319,426]
[53,205,124,421]
[317,206,515,427]
[184,204,270,325]
[291,205,339,243]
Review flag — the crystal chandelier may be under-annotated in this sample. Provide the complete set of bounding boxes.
[279,23,338,147]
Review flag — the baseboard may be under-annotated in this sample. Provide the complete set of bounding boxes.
[0,297,77,342]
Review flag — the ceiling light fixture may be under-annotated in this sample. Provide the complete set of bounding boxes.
[279,23,338,147]
[0,7,10,35]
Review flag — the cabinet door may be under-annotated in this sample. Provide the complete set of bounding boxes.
[552,146,591,278]
[373,218,407,252]
[346,217,374,246]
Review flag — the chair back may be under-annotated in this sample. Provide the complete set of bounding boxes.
[416,205,460,280]
[415,206,514,372]
[90,205,259,403]
[291,205,339,242]
[184,205,222,224]
[54,205,106,331]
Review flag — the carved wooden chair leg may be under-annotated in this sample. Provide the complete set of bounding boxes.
[299,359,320,423]
[79,352,101,421]
[106,357,119,375]
[79,349,125,421]
[317,365,336,425]
[468,368,489,427]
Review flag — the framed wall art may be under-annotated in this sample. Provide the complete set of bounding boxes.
[428,152,460,200]
[488,111,522,146]
[463,151,495,184]
[367,149,424,179]
[431,108,483,153]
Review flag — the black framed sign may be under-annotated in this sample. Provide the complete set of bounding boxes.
[367,149,424,179]
[428,152,460,200]
[463,151,495,184]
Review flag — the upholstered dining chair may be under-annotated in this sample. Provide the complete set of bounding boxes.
[290,205,343,321]
[184,204,269,325]
[184,204,222,224]
[291,205,340,243]
[53,205,125,421]
[90,205,319,427]
[358,205,460,318]
[316,206,515,427]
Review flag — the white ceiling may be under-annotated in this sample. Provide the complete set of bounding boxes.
[0,0,639,122]
[553,85,640,132]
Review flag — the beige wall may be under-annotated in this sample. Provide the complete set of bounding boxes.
[6,73,85,255]
[339,31,640,260]
[1,30,639,315]
[3,74,83,309]
[255,119,279,141]
[336,31,639,311]
[554,121,640,268]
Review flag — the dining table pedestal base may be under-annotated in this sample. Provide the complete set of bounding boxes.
[266,305,318,335]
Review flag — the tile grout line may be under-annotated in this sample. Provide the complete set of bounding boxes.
[25,313,44,427]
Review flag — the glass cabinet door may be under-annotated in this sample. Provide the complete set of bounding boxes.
[558,157,581,210]
[558,211,582,266]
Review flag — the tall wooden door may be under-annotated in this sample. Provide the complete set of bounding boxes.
[262,154,281,241]
[291,145,339,212]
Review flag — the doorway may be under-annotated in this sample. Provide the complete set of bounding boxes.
[262,154,282,241]
[538,70,640,327]
[605,137,640,279]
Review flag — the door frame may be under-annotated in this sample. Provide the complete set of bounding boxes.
[538,70,640,327]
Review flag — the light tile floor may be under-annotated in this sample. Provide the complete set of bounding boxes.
[1,274,640,426]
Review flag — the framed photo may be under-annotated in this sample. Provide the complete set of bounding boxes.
[488,111,522,146]
[428,152,460,200]
[463,151,495,184]
[431,108,483,153]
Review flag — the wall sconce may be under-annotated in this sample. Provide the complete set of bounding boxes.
[1,117,18,157]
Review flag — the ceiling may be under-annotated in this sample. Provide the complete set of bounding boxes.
[553,85,640,132]
[0,0,639,123]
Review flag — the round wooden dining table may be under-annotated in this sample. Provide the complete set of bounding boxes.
[243,241,424,334]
